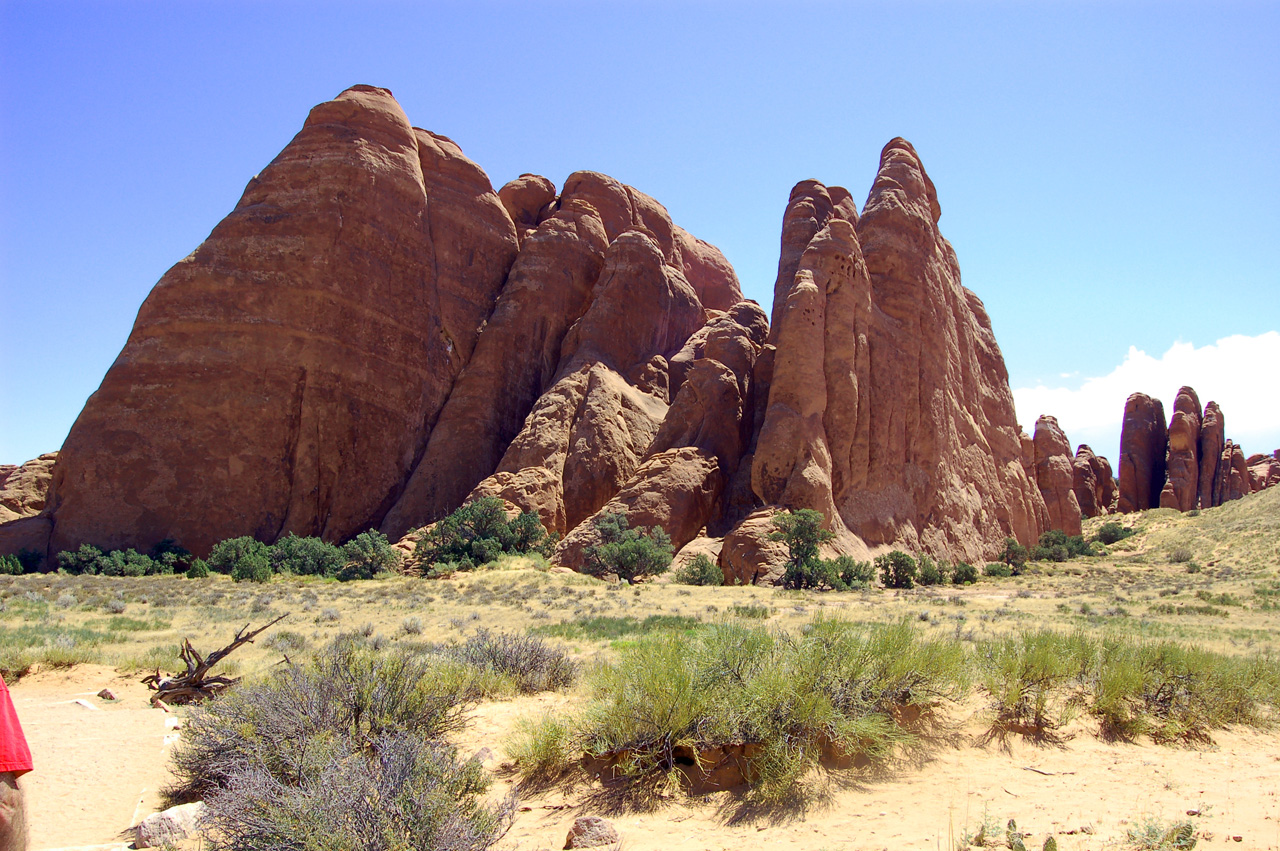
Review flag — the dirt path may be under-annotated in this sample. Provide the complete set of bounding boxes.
[10,665,174,850]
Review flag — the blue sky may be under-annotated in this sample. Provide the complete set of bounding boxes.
[2,1,1278,466]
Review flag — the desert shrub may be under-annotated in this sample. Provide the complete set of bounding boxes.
[506,712,576,785]
[207,536,270,576]
[976,630,1093,732]
[916,555,949,586]
[149,539,193,572]
[675,553,723,586]
[1094,521,1133,545]
[581,513,673,582]
[416,497,556,570]
[834,556,875,588]
[203,731,512,851]
[0,555,21,576]
[15,549,43,573]
[1031,530,1096,562]
[269,534,344,577]
[1000,537,1028,571]
[339,530,398,581]
[952,562,979,585]
[167,636,480,804]
[448,629,576,694]
[1125,817,1197,851]
[876,550,917,589]
[231,552,272,584]
[983,562,1013,578]
[977,631,1280,743]
[551,618,966,803]
[170,636,510,851]
[1091,638,1280,742]
[186,559,210,579]
[1167,546,1194,564]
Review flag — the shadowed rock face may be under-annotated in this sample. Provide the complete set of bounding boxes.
[1033,416,1081,535]
[1159,386,1201,512]
[1118,393,1168,513]
[47,86,520,556]
[1199,401,1225,508]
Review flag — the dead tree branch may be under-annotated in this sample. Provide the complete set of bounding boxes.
[143,614,287,705]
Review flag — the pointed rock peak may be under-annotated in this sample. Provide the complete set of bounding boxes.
[307,85,414,140]
[827,185,859,224]
[865,137,942,224]
[1174,386,1202,417]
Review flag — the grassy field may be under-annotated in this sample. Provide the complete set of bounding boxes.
[4,487,1279,849]
[3,486,1277,686]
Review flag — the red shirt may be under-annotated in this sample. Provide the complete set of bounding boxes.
[0,678,32,776]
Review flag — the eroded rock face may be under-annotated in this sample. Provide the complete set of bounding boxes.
[552,447,721,570]
[749,140,1046,565]
[380,194,609,539]
[1033,416,1082,535]
[1159,386,1201,512]
[1198,401,1225,508]
[1118,393,1167,513]
[498,173,556,243]
[1070,445,1111,516]
[47,86,520,556]
[0,452,57,523]
[720,507,791,586]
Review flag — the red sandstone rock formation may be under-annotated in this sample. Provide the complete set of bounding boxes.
[1071,444,1114,519]
[743,140,1046,566]
[1198,401,1225,508]
[1118,393,1167,513]
[1216,440,1251,503]
[46,86,521,557]
[1,92,1055,573]
[497,173,556,243]
[1246,453,1280,492]
[0,453,57,524]
[1033,416,1082,535]
[1159,386,1202,512]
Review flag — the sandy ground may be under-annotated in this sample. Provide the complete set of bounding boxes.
[9,674,1280,851]
[461,695,1280,851]
[10,665,175,851]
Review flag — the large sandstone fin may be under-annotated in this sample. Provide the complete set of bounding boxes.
[46,85,519,556]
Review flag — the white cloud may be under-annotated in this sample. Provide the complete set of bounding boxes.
[1013,332,1280,463]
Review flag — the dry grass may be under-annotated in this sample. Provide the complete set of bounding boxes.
[1,487,1277,685]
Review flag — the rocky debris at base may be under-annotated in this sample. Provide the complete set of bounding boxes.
[135,802,205,848]
[564,815,619,849]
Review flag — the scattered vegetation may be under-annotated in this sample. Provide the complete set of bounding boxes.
[1095,521,1134,545]
[414,497,556,573]
[675,553,723,586]
[511,618,968,802]
[581,512,674,582]
[877,550,918,589]
[977,629,1280,742]
[170,636,514,851]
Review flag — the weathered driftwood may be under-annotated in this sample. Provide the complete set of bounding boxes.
[143,614,286,705]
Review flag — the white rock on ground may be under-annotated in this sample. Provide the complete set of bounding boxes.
[135,801,205,848]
